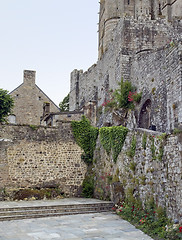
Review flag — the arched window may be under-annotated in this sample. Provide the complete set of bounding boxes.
[138,99,152,129]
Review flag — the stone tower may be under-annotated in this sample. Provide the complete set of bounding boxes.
[98,0,182,59]
[98,0,135,59]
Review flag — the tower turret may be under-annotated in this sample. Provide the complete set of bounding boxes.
[98,0,135,59]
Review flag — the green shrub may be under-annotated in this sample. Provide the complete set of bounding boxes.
[113,77,136,109]
[82,176,94,198]
[114,200,182,240]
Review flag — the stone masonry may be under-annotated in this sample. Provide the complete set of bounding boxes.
[9,70,60,125]
[0,123,87,197]
[93,129,182,220]
[70,1,182,133]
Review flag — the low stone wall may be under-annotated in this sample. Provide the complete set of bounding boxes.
[93,129,182,220]
[0,123,87,197]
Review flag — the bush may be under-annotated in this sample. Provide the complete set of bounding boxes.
[82,176,94,198]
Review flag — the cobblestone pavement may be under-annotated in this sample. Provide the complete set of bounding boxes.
[0,212,153,240]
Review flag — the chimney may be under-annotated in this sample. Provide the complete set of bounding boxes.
[23,70,36,85]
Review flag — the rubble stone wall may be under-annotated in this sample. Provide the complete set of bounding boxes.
[0,124,87,196]
[93,129,182,220]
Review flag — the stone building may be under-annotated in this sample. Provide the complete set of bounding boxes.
[69,0,182,133]
[9,70,60,125]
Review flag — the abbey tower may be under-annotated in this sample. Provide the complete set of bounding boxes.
[99,0,182,58]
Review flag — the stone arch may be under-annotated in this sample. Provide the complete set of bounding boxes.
[138,99,152,129]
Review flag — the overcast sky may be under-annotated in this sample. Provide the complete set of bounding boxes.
[0,0,99,105]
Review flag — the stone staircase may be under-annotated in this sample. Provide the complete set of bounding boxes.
[0,201,113,221]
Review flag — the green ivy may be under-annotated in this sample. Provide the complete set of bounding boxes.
[99,125,128,163]
[127,135,136,158]
[157,134,167,161]
[99,127,111,154]
[142,132,147,150]
[150,136,156,160]
[71,116,98,165]
[158,143,164,161]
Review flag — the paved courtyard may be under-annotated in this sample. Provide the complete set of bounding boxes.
[0,212,153,240]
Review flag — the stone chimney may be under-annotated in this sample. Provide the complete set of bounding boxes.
[23,70,36,85]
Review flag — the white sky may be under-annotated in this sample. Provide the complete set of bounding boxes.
[0,0,99,105]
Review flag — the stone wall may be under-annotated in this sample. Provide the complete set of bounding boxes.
[131,42,182,132]
[70,18,182,132]
[0,124,87,196]
[93,129,182,220]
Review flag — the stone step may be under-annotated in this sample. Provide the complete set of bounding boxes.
[0,202,113,221]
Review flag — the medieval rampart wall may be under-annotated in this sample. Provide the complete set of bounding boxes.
[0,124,87,196]
[93,129,182,220]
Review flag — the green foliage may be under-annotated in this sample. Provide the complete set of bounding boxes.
[71,116,99,165]
[0,89,14,122]
[59,94,69,112]
[111,126,129,163]
[99,126,128,163]
[113,77,135,109]
[173,128,182,134]
[102,78,142,111]
[99,127,111,154]
[133,92,142,103]
[157,134,167,161]
[158,143,164,161]
[29,125,38,130]
[114,200,182,240]
[127,135,136,158]
[107,175,113,184]
[140,175,147,185]
[82,176,94,198]
[142,132,147,149]
[129,161,137,173]
[150,136,156,160]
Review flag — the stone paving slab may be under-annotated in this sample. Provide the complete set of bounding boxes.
[0,212,153,240]
[0,198,111,209]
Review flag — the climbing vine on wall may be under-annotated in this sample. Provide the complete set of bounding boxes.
[99,127,111,155]
[142,132,147,149]
[71,116,99,164]
[99,126,128,163]
[127,135,137,158]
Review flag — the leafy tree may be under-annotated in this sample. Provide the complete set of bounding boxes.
[59,94,69,112]
[0,89,14,123]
